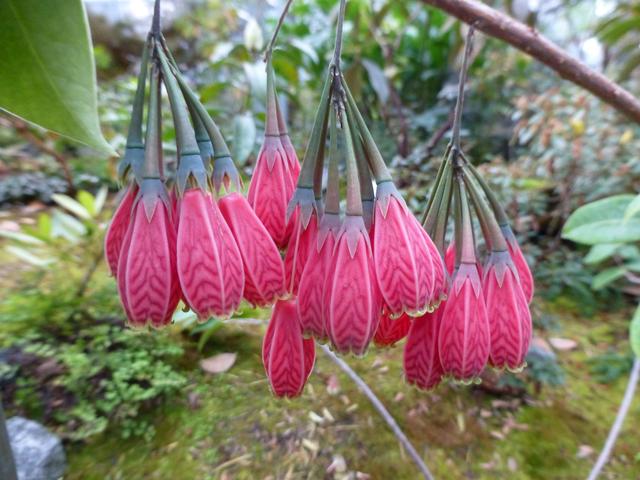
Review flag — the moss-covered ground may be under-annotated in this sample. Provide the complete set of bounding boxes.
[65,299,640,480]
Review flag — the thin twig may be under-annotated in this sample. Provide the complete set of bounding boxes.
[587,357,640,480]
[320,345,435,480]
[451,27,474,155]
[263,0,295,62]
[152,0,161,39]
[419,0,640,123]
[331,0,348,72]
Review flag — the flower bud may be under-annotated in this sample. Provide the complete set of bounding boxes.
[374,310,411,348]
[483,251,532,370]
[105,184,137,276]
[502,225,534,303]
[262,300,315,397]
[219,192,285,307]
[438,263,490,381]
[248,137,296,249]
[117,180,180,328]
[373,184,438,316]
[284,211,318,295]
[176,189,244,319]
[403,309,444,389]
[297,213,340,340]
[324,217,381,355]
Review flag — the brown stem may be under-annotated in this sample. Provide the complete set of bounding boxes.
[419,0,640,123]
[8,118,75,193]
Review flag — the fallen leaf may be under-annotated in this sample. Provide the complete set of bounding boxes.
[200,352,237,374]
[327,374,340,395]
[549,337,578,351]
[577,445,595,459]
[530,336,553,353]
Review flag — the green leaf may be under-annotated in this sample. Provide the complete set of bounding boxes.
[584,244,620,265]
[563,195,635,236]
[362,59,390,104]
[77,190,96,216]
[624,193,640,221]
[290,38,319,63]
[563,220,640,245]
[592,266,626,290]
[94,186,108,215]
[232,113,256,164]
[630,304,640,357]
[562,195,638,245]
[51,193,92,220]
[0,0,114,154]
[0,230,45,245]
[5,245,52,267]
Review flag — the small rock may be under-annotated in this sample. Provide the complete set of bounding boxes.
[7,416,66,480]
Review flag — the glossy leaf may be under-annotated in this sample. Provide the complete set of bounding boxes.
[0,0,114,154]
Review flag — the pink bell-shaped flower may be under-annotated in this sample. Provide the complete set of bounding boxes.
[324,216,381,355]
[249,60,297,249]
[219,192,285,307]
[403,309,444,389]
[438,263,490,381]
[117,180,180,328]
[297,213,341,340]
[105,183,138,276]
[483,251,532,370]
[262,300,315,398]
[374,309,411,348]
[284,211,318,295]
[248,137,296,249]
[176,188,244,319]
[502,225,534,304]
[373,183,438,316]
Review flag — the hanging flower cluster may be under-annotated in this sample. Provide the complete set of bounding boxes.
[404,30,534,388]
[105,16,286,328]
[256,2,445,396]
[104,4,535,399]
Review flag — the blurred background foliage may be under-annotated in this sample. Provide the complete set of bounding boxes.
[1,0,640,478]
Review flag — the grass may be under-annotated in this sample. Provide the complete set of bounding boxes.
[64,299,640,480]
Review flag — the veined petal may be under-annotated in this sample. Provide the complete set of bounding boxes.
[404,309,444,390]
[438,264,490,382]
[262,300,315,398]
[324,219,381,355]
[177,189,244,320]
[123,198,179,328]
[105,184,137,277]
[219,192,285,307]
[248,139,293,249]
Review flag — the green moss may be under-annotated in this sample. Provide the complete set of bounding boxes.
[66,306,640,479]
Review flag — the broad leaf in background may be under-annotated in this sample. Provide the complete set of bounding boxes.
[0,0,114,155]
[232,113,257,164]
[562,195,640,245]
